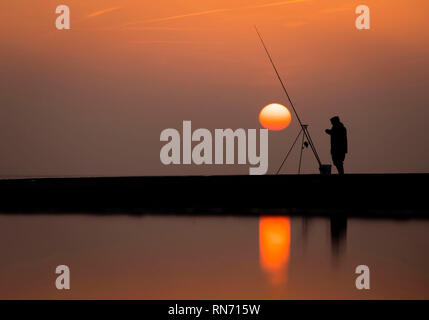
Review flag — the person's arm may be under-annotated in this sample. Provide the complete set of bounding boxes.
[325,129,332,135]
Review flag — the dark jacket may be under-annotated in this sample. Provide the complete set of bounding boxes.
[326,123,348,156]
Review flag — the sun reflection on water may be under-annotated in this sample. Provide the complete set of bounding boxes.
[259,216,290,286]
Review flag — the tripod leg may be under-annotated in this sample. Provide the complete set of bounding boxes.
[302,126,322,167]
[298,132,305,174]
[276,128,303,175]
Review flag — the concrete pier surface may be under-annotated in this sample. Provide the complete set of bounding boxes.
[0,174,427,217]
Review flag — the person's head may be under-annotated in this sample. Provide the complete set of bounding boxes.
[330,116,340,125]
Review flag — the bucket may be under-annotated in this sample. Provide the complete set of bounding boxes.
[319,164,332,175]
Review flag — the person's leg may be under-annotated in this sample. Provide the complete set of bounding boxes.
[333,158,344,175]
[339,154,346,175]
[337,161,344,175]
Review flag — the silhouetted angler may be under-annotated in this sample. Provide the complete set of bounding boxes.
[325,116,348,174]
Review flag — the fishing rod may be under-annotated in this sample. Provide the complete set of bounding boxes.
[254,26,323,173]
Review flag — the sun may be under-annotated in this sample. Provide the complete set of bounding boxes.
[259,103,292,130]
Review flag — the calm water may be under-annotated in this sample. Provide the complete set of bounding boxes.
[0,214,428,299]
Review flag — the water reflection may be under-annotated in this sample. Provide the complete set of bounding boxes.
[259,217,290,286]
[259,215,349,287]
[330,216,347,259]
[301,217,311,251]
[0,214,428,299]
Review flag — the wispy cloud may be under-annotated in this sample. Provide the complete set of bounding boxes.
[124,26,196,31]
[249,0,308,9]
[320,6,353,14]
[87,7,121,18]
[142,9,229,24]
[125,0,309,26]
[130,40,221,44]
[285,21,308,28]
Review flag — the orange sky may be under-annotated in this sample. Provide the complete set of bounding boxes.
[0,0,428,177]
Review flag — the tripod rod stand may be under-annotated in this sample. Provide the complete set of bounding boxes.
[255,26,323,170]
[276,125,317,175]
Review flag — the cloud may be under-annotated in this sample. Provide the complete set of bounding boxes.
[319,6,353,14]
[125,0,309,26]
[142,9,229,24]
[130,40,221,44]
[249,0,308,9]
[87,7,121,18]
[284,21,308,28]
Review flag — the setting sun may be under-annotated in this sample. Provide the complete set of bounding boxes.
[259,103,292,131]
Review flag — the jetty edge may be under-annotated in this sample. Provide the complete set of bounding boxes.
[0,173,427,216]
